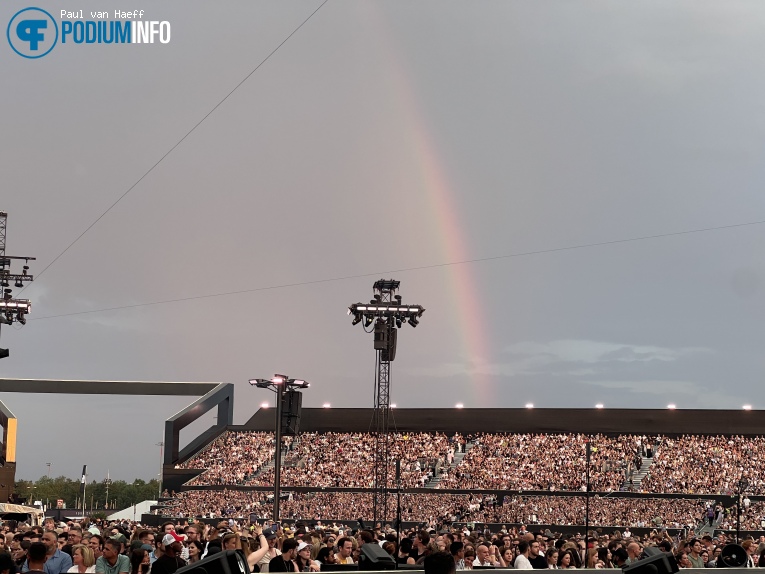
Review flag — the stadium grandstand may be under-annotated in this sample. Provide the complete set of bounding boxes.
[151,407,765,535]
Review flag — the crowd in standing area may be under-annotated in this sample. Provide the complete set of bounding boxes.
[8,514,764,574]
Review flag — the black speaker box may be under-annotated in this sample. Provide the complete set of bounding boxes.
[281,389,302,435]
[358,543,396,570]
[176,550,247,574]
[622,548,678,574]
[717,544,747,568]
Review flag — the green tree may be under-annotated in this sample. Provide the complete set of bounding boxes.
[14,477,160,509]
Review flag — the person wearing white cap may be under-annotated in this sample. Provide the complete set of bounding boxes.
[149,534,185,574]
[295,542,319,572]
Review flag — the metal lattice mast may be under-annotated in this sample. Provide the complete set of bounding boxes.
[372,283,395,522]
[349,279,425,524]
[0,212,6,259]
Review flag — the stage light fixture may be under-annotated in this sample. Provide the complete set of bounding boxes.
[364,316,374,328]
[352,314,362,326]
[407,316,418,327]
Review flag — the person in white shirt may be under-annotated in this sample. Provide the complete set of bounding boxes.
[514,541,533,570]
[473,545,499,568]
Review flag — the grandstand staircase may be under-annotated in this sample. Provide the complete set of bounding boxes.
[250,437,301,480]
[621,454,655,491]
[425,440,476,489]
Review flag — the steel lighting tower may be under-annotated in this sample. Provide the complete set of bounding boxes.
[348,279,424,522]
[249,374,309,522]
[0,212,35,359]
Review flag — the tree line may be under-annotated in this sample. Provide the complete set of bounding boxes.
[14,476,160,510]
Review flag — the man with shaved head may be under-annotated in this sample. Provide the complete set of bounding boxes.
[626,542,641,565]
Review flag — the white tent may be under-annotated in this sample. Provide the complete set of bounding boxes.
[0,503,45,525]
[108,500,157,522]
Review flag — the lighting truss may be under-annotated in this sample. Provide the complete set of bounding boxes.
[348,278,425,523]
[348,303,425,326]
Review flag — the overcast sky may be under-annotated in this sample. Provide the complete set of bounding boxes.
[2,1,765,482]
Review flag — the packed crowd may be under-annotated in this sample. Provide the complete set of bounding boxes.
[160,489,717,530]
[177,431,765,506]
[436,434,639,491]
[180,432,460,489]
[717,500,765,531]
[178,433,290,487]
[180,431,651,492]
[9,514,762,574]
[641,435,765,495]
[254,432,458,488]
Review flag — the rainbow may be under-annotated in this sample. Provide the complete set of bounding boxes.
[373,6,494,403]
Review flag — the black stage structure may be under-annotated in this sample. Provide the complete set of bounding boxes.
[0,378,233,501]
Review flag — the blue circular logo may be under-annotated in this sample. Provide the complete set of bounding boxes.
[7,7,58,59]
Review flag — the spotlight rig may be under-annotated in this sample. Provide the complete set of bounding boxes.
[348,283,425,362]
[348,279,425,522]
[0,212,36,359]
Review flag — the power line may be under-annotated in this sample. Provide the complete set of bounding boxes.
[29,218,765,321]
[17,0,329,295]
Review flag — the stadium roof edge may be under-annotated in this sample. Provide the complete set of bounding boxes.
[0,378,219,395]
[239,407,765,435]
